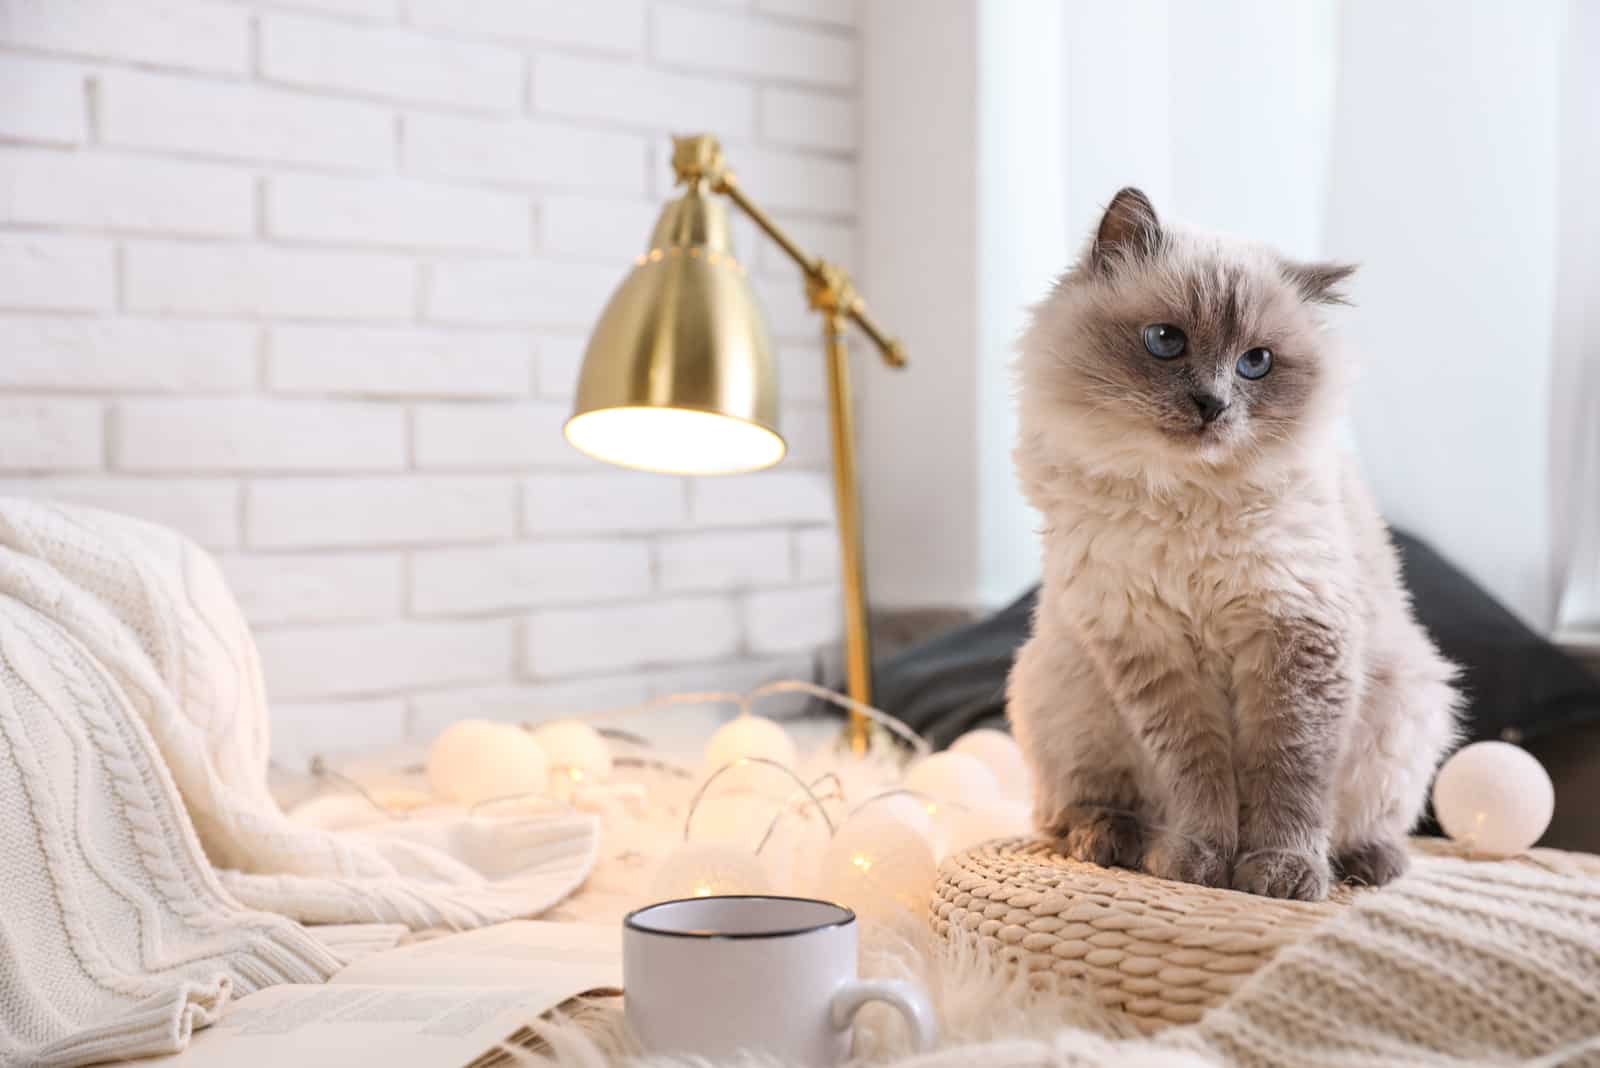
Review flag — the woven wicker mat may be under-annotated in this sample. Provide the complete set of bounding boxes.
[932,837,1599,1033]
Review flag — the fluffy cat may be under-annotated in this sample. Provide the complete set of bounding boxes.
[1007,188,1460,901]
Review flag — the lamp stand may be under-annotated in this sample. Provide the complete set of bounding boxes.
[670,136,905,754]
[821,311,874,754]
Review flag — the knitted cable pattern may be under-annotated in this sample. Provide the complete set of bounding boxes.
[0,499,603,1064]
[936,838,1600,1067]
[0,595,337,1068]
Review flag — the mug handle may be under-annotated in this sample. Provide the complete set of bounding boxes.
[830,978,938,1053]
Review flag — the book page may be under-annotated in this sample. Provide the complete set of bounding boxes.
[328,921,621,994]
[142,985,561,1068]
[144,924,623,1067]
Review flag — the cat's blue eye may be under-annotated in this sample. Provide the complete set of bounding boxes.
[1142,323,1186,359]
[1236,347,1273,380]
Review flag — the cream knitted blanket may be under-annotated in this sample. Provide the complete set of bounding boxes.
[531,853,1600,1068]
[0,500,599,1065]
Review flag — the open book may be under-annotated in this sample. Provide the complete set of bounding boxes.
[144,922,622,1068]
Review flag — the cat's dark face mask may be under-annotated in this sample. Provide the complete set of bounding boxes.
[1036,187,1354,469]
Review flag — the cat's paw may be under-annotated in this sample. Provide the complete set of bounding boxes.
[1335,838,1410,887]
[1232,848,1330,901]
[1052,808,1145,869]
[1141,832,1231,888]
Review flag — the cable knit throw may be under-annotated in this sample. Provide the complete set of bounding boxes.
[0,500,600,1064]
[529,855,1600,1068]
[1168,853,1600,1066]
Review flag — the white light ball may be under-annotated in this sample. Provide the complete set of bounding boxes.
[950,729,1030,800]
[939,799,1032,859]
[1433,741,1554,858]
[529,718,612,785]
[703,715,797,795]
[902,751,1001,813]
[650,842,773,901]
[428,719,548,806]
[690,794,776,848]
[860,793,934,841]
[815,809,938,921]
[705,714,797,769]
[762,812,832,892]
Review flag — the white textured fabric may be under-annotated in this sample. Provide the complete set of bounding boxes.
[524,854,1600,1068]
[0,499,601,1064]
[0,527,340,1066]
[1173,854,1600,1066]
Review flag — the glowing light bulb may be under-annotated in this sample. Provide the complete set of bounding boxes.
[902,751,1001,807]
[702,715,798,795]
[529,719,612,784]
[650,842,772,902]
[816,809,937,921]
[949,729,1030,801]
[861,793,933,841]
[939,799,1032,860]
[427,719,548,805]
[1433,741,1553,857]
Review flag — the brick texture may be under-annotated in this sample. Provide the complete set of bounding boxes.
[0,0,859,764]
[0,56,85,144]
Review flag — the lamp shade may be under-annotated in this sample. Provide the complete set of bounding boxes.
[565,185,785,475]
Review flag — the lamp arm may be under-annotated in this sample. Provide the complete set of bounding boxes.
[715,174,907,370]
[717,179,815,275]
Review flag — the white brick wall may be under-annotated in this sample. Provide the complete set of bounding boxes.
[0,0,858,767]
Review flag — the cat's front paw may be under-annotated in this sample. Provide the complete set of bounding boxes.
[1141,832,1231,888]
[1335,838,1409,887]
[1051,808,1145,870]
[1232,848,1330,901]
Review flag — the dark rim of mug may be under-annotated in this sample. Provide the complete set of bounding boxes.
[624,895,857,940]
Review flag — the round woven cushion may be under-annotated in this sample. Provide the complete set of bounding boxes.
[932,837,1362,1031]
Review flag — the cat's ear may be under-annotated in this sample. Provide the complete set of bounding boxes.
[1091,187,1162,272]
[1282,259,1357,305]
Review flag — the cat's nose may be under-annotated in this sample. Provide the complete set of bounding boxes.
[1190,392,1229,424]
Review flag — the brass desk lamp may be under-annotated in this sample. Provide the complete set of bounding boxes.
[565,134,905,753]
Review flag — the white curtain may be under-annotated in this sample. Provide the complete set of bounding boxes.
[1061,0,1592,631]
[1061,0,1338,260]
[1551,0,1600,631]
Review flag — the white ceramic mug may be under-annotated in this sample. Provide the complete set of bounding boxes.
[623,895,937,1065]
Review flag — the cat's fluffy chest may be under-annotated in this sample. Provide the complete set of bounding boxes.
[1041,472,1350,640]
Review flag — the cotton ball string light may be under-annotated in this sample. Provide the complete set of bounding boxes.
[689,794,774,848]
[705,714,797,770]
[815,808,938,920]
[939,798,1032,859]
[428,719,548,806]
[650,842,773,901]
[703,715,797,795]
[902,751,1000,815]
[1432,741,1554,857]
[950,729,1030,800]
[529,718,612,786]
[858,792,933,841]
[761,808,832,892]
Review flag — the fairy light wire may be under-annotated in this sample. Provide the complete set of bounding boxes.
[568,679,930,756]
[305,756,407,821]
[845,787,972,823]
[749,679,931,755]
[681,756,837,843]
[294,682,933,857]
[753,772,846,855]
